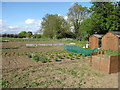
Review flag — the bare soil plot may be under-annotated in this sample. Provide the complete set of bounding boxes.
[2,55,118,88]
[1,41,118,88]
[2,41,64,53]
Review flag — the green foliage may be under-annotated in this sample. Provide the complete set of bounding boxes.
[65,55,69,59]
[26,46,35,48]
[57,55,63,59]
[53,57,58,61]
[89,2,120,34]
[33,34,41,38]
[70,56,73,60]
[67,2,90,39]
[11,52,15,56]
[41,14,70,39]
[6,53,10,56]
[82,54,85,59]
[28,54,32,58]
[26,31,33,38]
[32,55,39,62]
[19,52,23,55]
[18,31,26,38]
[75,56,79,59]
[50,55,53,58]
[2,52,7,56]
[24,52,27,55]
[15,52,19,56]
[2,80,9,88]
[41,60,45,63]
[105,49,119,55]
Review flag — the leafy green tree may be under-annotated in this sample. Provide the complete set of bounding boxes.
[26,31,32,38]
[41,14,70,39]
[67,2,90,39]
[33,34,41,38]
[90,1,120,34]
[18,31,26,38]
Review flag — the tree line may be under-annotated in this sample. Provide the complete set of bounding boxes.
[39,1,120,40]
[1,31,41,39]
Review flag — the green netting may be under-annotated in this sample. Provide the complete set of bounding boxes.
[64,44,98,56]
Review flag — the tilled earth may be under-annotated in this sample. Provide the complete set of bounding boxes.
[1,41,118,88]
[2,55,118,88]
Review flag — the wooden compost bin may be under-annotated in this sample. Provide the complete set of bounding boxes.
[89,35,99,49]
[91,55,120,74]
[102,32,119,51]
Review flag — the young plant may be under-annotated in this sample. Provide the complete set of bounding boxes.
[82,54,85,59]
[19,52,23,55]
[62,54,65,57]
[75,56,79,59]
[58,55,62,59]
[65,55,69,59]
[50,55,54,59]
[68,53,72,56]
[11,52,15,56]
[15,52,19,56]
[47,59,50,62]
[53,57,58,61]
[70,56,73,60]
[28,54,32,58]
[2,52,7,56]
[6,53,10,56]
[32,56,39,62]
[41,60,45,63]
[24,52,27,55]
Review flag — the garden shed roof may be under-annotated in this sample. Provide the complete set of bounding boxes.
[111,31,120,38]
[90,34,103,39]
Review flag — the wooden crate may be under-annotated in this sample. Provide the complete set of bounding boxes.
[91,55,120,74]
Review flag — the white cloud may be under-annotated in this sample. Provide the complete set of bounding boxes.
[8,25,19,29]
[58,14,61,16]
[64,16,68,20]
[0,20,2,25]
[25,18,35,24]
[71,2,75,5]
[25,18,41,26]
[2,24,40,34]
